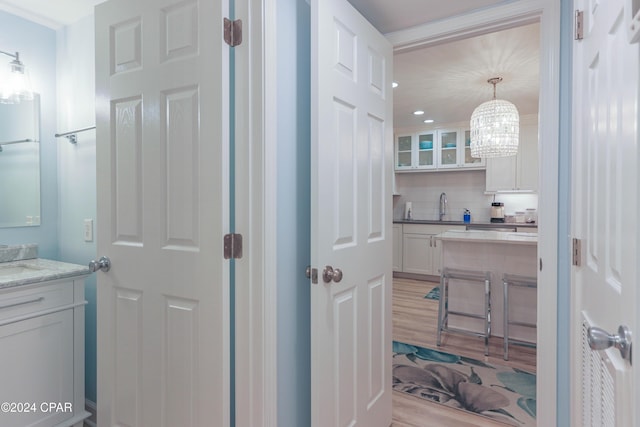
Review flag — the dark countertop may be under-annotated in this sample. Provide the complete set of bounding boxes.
[393,219,538,228]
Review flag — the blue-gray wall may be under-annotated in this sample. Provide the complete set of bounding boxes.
[0,11,58,259]
[276,0,312,426]
[56,15,98,403]
[0,10,97,404]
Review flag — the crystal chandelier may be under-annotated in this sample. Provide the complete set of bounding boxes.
[470,77,519,158]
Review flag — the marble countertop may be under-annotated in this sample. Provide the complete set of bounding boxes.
[0,258,91,289]
[435,229,538,245]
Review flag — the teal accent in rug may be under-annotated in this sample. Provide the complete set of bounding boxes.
[392,341,536,427]
[424,286,440,300]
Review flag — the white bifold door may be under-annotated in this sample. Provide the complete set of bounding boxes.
[95,0,229,426]
[311,0,393,425]
[572,0,638,425]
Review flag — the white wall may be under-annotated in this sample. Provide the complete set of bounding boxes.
[393,170,538,223]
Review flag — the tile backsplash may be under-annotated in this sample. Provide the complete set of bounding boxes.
[393,170,538,223]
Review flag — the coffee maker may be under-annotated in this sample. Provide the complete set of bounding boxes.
[490,202,505,223]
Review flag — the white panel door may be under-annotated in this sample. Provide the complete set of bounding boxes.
[572,0,637,425]
[311,0,393,425]
[95,0,229,426]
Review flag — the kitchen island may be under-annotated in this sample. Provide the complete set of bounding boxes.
[435,230,537,342]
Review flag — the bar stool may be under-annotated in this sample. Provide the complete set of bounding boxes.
[502,273,537,360]
[437,267,492,356]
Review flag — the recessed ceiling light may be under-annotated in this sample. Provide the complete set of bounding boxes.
[392,82,398,88]
[413,110,424,115]
[423,119,434,123]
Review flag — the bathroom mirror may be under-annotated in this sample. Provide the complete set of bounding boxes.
[0,94,41,227]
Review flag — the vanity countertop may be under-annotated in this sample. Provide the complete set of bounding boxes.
[0,258,90,289]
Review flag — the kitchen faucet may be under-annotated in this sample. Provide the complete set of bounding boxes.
[439,192,448,221]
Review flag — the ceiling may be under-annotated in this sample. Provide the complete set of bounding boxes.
[0,0,102,28]
[347,0,508,34]
[392,23,540,129]
[0,0,539,130]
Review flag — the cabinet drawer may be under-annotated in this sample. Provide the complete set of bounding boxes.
[0,283,74,323]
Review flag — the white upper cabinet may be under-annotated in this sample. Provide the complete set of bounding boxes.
[437,128,485,169]
[395,131,437,170]
[395,127,485,172]
[485,119,538,192]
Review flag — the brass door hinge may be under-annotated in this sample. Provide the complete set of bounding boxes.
[224,18,242,47]
[575,10,584,40]
[224,233,243,259]
[572,237,582,266]
[305,265,318,284]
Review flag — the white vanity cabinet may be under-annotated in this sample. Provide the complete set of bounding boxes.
[0,272,89,427]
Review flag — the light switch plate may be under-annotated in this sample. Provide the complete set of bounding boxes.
[84,219,93,242]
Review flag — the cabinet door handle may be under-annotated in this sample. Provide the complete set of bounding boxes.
[429,236,433,247]
[0,296,44,310]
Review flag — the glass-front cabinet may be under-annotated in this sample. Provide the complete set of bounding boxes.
[396,135,413,170]
[395,128,485,172]
[438,129,459,168]
[395,131,436,171]
[463,129,483,167]
[417,132,435,168]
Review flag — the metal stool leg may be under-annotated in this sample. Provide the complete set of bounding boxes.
[436,274,447,347]
[503,277,509,360]
[484,276,491,356]
[437,268,492,355]
[502,273,537,360]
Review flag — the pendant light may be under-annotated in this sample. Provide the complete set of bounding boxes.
[0,50,34,104]
[470,77,519,158]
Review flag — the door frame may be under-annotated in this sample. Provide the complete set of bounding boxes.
[238,0,561,426]
[388,3,560,426]
[234,0,279,426]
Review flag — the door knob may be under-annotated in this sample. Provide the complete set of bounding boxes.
[89,256,111,273]
[322,266,343,283]
[588,325,632,363]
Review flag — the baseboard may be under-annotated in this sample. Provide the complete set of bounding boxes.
[84,400,97,427]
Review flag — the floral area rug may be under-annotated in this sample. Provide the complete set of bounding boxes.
[424,286,440,300]
[393,341,536,426]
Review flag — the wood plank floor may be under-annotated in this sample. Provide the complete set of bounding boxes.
[391,277,537,427]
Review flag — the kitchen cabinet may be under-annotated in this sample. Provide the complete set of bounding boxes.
[401,224,465,275]
[395,132,437,171]
[392,224,403,271]
[395,128,484,172]
[0,275,89,427]
[437,129,485,170]
[485,122,538,192]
